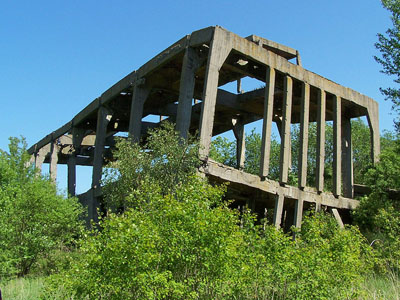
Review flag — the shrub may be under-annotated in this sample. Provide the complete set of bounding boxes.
[0,137,84,278]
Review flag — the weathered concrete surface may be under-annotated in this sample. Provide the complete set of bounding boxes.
[27,26,379,226]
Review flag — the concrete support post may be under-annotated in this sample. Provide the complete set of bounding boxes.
[279,76,293,184]
[333,96,342,197]
[67,155,76,197]
[298,83,310,189]
[49,140,59,182]
[367,102,381,164]
[331,208,344,228]
[260,66,275,178]
[233,119,245,169]
[342,116,353,198]
[294,196,304,228]
[176,47,199,139]
[68,128,85,197]
[129,83,150,142]
[273,193,285,229]
[316,89,326,193]
[199,28,231,159]
[91,106,111,221]
[34,145,49,172]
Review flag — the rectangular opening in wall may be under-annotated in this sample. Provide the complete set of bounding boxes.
[352,116,371,185]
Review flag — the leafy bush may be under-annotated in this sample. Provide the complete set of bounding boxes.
[43,126,373,299]
[0,137,84,278]
[353,144,400,272]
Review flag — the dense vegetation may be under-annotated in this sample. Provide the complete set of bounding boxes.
[0,137,84,278]
[42,124,374,299]
[1,1,400,298]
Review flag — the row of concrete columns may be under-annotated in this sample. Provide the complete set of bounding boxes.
[32,35,379,228]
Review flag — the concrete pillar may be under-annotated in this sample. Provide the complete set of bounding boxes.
[68,128,85,197]
[294,197,304,228]
[316,89,326,193]
[176,47,199,140]
[260,66,275,178]
[333,95,342,197]
[128,82,150,142]
[279,76,293,184]
[330,208,344,228]
[34,144,49,172]
[67,155,76,197]
[232,118,245,169]
[49,140,59,182]
[342,116,353,198]
[91,106,111,221]
[273,193,285,229]
[298,83,310,189]
[367,102,381,164]
[199,28,232,159]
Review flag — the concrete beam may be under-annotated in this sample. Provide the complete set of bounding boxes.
[202,159,359,210]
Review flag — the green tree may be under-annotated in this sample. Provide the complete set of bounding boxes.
[102,122,200,211]
[0,137,84,278]
[375,0,400,131]
[44,125,373,300]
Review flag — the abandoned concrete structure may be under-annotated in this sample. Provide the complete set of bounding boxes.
[28,26,380,228]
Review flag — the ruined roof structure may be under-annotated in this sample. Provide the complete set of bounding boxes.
[28,26,380,228]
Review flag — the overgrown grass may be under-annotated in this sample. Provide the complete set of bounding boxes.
[362,272,400,300]
[1,277,45,300]
[2,273,400,300]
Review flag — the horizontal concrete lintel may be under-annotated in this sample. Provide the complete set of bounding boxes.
[202,159,359,210]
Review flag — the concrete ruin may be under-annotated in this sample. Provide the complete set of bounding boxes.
[28,26,380,228]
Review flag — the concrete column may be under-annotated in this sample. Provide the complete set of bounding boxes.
[279,76,293,184]
[294,196,304,228]
[260,67,275,178]
[273,193,285,229]
[342,116,353,198]
[330,208,344,228]
[333,96,342,197]
[91,106,111,221]
[67,128,85,197]
[128,83,150,142]
[49,140,59,182]
[176,47,199,140]
[34,144,49,172]
[199,28,232,159]
[316,89,326,193]
[298,83,310,189]
[232,118,245,169]
[367,102,381,164]
[67,155,76,197]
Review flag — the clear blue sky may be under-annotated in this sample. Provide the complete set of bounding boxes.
[0,0,396,192]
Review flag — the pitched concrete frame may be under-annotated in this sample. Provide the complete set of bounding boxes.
[197,27,380,228]
[27,26,380,227]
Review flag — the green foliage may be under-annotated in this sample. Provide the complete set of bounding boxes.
[375,0,400,131]
[44,127,373,299]
[102,122,200,211]
[353,142,400,272]
[0,137,84,278]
